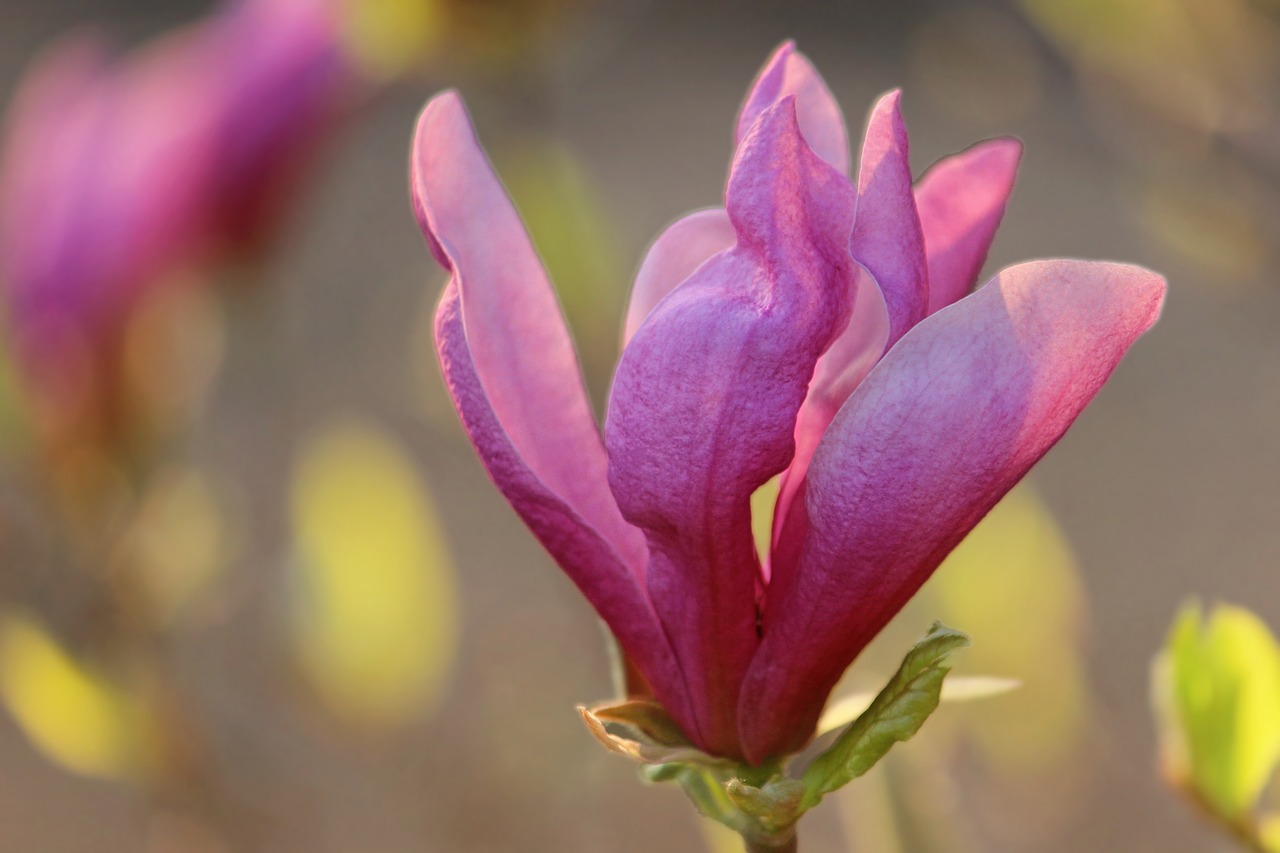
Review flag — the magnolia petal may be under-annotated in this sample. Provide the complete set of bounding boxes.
[770,261,890,573]
[413,92,643,571]
[413,93,691,728]
[851,90,928,349]
[435,295,692,729]
[736,41,849,174]
[622,208,735,346]
[916,138,1022,315]
[606,98,857,758]
[741,260,1166,761]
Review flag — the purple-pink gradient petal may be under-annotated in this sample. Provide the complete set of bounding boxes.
[412,93,693,730]
[851,91,929,350]
[623,208,735,346]
[916,138,1022,315]
[739,260,1166,761]
[736,41,849,175]
[769,260,888,574]
[413,92,645,578]
[416,41,1166,768]
[624,41,849,349]
[605,98,857,757]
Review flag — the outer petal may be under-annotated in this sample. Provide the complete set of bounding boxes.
[606,98,857,758]
[851,90,928,349]
[736,41,849,175]
[769,262,889,575]
[771,135,1021,561]
[412,93,691,730]
[741,260,1166,761]
[622,208,735,346]
[916,138,1022,315]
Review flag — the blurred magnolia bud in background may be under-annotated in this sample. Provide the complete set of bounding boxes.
[0,0,358,491]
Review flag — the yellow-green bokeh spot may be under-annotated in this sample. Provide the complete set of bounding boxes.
[114,467,230,628]
[497,138,625,367]
[926,486,1089,773]
[1154,601,1280,822]
[289,417,458,728]
[1260,813,1280,853]
[340,0,444,80]
[0,613,146,779]
[749,474,781,567]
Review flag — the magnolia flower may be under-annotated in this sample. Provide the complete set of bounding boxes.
[412,43,1165,764]
[0,0,353,429]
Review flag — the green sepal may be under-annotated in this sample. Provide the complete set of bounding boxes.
[801,622,969,808]
[725,776,807,836]
[579,622,969,849]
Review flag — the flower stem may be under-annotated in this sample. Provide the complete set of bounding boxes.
[744,835,797,853]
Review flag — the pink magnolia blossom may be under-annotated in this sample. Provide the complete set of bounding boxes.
[412,42,1166,763]
[0,0,354,409]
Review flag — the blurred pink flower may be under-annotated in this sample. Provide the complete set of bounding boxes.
[0,0,354,421]
[411,42,1166,763]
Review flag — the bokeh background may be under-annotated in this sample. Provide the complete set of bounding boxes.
[0,0,1277,850]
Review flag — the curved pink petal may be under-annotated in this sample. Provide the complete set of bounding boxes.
[741,259,1166,761]
[851,90,928,349]
[916,138,1022,315]
[768,261,889,575]
[606,98,858,758]
[412,92,692,730]
[736,41,849,175]
[771,136,1021,560]
[622,207,735,346]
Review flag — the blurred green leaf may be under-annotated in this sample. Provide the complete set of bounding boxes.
[1155,601,1280,822]
[803,623,968,807]
[289,418,458,728]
